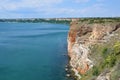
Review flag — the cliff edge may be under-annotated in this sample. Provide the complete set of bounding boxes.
[68,18,120,80]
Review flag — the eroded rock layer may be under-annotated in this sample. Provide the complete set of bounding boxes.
[68,19,120,80]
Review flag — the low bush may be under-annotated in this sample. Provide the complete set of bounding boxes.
[102,47,108,58]
[113,42,120,55]
[105,54,116,67]
[92,66,100,76]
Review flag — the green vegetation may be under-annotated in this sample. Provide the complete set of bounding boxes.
[92,66,100,76]
[113,41,120,55]
[0,17,120,24]
[104,54,116,67]
[0,18,71,24]
[78,17,120,24]
[101,42,120,69]
[102,47,108,58]
[81,41,120,80]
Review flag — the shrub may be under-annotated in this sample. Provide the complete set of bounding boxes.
[102,47,108,57]
[113,42,120,55]
[92,66,100,76]
[105,54,116,67]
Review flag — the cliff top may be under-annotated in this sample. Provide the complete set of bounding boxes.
[71,17,120,24]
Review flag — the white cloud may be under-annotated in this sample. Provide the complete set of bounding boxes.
[0,0,63,11]
[0,0,119,18]
[0,0,64,18]
[0,1,108,18]
[79,3,108,17]
[75,0,90,3]
[97,0,107,2]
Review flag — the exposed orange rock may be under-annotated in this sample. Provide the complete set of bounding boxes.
[68,19,120,77]
[77,63,89,74]
[68,19,120,79]
[69,32,76,43]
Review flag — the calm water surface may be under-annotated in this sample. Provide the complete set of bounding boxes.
[0,23,69,80]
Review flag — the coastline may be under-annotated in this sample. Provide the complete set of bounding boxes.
[67,18,120,80]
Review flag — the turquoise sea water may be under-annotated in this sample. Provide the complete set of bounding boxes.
[0,23,69,80]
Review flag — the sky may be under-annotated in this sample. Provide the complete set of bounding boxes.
[0,0,120,18]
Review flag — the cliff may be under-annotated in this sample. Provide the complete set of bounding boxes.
[68,18,120,80]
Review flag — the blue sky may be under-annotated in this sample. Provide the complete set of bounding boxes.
[0,0,120,18]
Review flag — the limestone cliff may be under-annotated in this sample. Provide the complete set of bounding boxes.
[68,18,120,80]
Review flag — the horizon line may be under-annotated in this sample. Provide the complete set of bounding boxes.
[0,17,120,19]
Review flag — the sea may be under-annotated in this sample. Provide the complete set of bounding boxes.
[0,22,69,80]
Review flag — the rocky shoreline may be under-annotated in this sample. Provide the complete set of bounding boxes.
[67,19,120,80]
[65,63,79,80]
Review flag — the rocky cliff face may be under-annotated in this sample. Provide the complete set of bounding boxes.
[68,19,120,80]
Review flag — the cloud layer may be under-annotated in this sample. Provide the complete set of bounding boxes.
[0,0,120,18]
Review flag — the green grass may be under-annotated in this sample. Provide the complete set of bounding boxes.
[78,17,120,24]
[80,41,120,80]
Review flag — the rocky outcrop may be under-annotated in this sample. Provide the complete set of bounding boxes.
[67,19,120,80]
